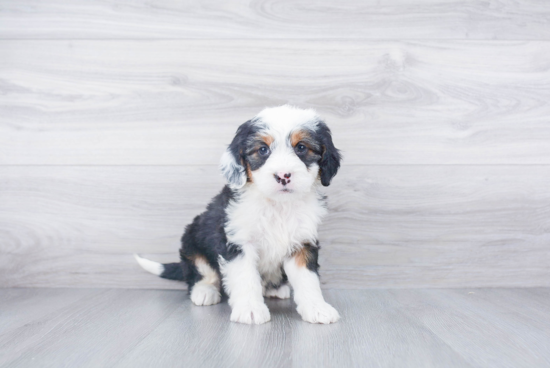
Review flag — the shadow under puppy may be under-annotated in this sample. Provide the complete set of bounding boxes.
[135,105,341,324]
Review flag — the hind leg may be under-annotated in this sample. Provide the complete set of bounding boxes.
[262,266,291,299]
[190,256,221,306]
[264,284,291,299]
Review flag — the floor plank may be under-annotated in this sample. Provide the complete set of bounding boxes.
[1,288,549,368]
[2,40,550,165]
[0,288,101,338]
[0,289,184,368]
[1,165,549,289]
[114,295,294,368]
[1,0,550,40]
[289,289,472,368]
[392,289,550,367]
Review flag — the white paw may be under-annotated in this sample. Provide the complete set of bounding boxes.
[190,284,221,306]
[264,284,291,299]
[230,302,271,324]
[297,301,340,324]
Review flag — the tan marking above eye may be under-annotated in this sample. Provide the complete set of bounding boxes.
[290,130,308,147]
[260,135,274,146]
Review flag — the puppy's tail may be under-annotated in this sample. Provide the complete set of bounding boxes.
[133,254,186,281]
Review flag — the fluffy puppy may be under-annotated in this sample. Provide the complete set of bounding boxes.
[135,105,341,324]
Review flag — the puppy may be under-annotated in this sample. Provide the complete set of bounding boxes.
[135,105,341,324]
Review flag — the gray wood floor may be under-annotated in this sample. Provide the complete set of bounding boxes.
[1,288,549,368]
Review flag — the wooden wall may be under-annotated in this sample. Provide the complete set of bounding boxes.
[1,0,549,289]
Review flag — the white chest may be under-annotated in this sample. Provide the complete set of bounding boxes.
[225,188,327,269]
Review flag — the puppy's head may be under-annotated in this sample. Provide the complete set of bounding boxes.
[220,105,341,199]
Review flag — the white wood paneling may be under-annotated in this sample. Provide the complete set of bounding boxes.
[1,0,550,40]
[1,165,548,289]
[1,40,550,165]
[1,0,549,289]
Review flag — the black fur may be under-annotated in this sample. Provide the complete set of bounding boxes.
[293,132,322,169]
[159,185,241,291]
[245,139,271,171]
[228,119,261,164]
[315,122,341,186]
[302,241,320,274]
[224,119,263,184]
[160,262,186,281]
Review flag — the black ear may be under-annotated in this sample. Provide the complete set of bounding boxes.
[220,120,256,189]
[316,122,341,186]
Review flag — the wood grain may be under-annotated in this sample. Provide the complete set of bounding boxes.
[0,288,101,336]
[0,288,184,367]
[1,0,550,40]
[392,289,550,367]
[1,288,549,367]
[289,289,473,368]
[114,293,293,368]
[2,40,550,165]
[1,0,549,292]
[1,165,548,289]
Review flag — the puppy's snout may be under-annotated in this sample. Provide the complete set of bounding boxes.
[274,172,292,185]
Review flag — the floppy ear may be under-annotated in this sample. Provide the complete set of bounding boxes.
[220,148,247,189]
[219,120,255,189]
[317,122,342,187]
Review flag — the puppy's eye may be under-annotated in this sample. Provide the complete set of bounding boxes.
[295,143,307,154]
[258,146,270,156]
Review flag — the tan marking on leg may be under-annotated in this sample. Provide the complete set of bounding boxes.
[191,256,222,306]
[195,256,220,287]
[293,246,311,268]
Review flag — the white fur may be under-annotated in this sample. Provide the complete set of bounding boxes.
[253,153,319,200]
[284,257,340,324]
[134,254,164,276]
[220,249,271,324]
[225,185,327,281]
[190,257,221,306]
[256,105,319,135]
[253,106,320,200]
[217,105,339,324]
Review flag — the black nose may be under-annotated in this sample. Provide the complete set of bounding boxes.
[274,173,291,185]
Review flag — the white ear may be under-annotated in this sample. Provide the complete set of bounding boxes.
[220,149,247,189]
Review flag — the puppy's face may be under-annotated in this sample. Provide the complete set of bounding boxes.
[220,106,341,200]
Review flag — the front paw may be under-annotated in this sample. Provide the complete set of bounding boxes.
[230,302,271,324]
[297,301,340,324]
